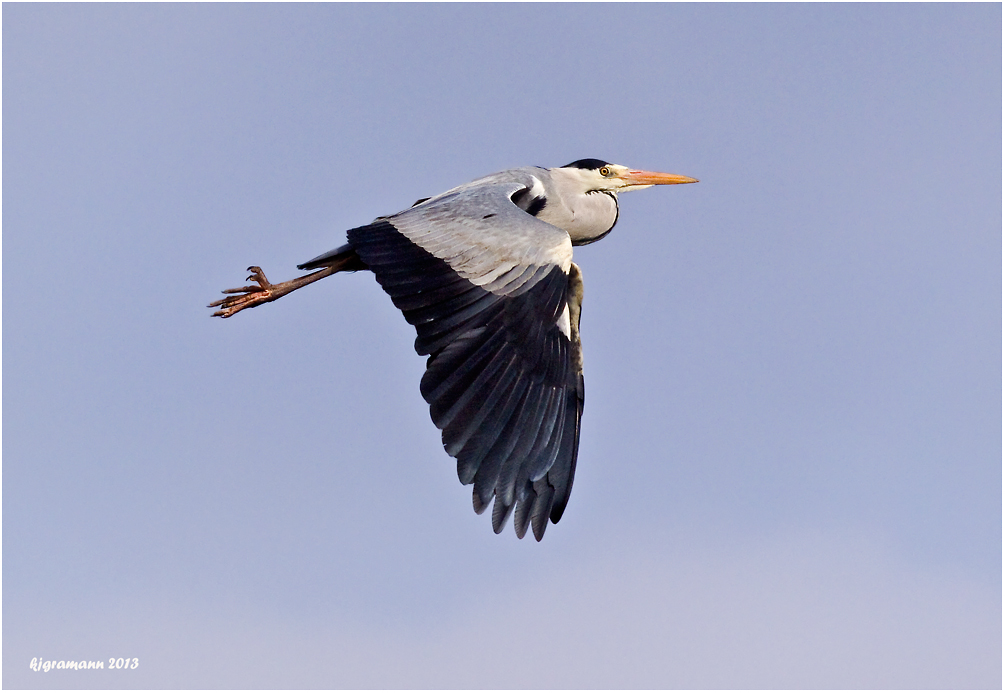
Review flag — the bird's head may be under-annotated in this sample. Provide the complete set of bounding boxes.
[559,158,698,193]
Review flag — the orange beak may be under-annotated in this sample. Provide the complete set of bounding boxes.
[620,169,699,186]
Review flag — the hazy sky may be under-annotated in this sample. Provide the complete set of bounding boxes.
[3,3,1000,688]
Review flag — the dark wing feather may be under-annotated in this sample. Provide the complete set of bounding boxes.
[339,173,584,539]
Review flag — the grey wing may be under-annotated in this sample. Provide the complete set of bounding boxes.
[344,176,583,540]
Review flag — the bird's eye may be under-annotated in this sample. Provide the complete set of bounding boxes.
[599,166,611,177]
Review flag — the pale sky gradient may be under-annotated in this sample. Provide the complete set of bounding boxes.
[3,4,1001,688]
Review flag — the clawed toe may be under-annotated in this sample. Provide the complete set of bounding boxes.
[208,270,276,318]
[245,266,271,287]
[209,263,339,318]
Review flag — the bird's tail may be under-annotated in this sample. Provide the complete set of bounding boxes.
[297,243,368,272]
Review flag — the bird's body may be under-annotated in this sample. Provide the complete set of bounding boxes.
[211,159,697,540]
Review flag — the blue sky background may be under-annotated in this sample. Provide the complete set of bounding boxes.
[3,4,1001,688]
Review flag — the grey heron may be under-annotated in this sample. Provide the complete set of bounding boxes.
[210,159,698,540]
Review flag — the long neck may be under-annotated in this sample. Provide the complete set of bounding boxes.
[537,190,619,245]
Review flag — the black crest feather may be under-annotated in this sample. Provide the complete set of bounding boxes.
[562,158,611,170]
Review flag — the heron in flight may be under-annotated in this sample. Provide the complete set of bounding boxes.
[210,159,698,540]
